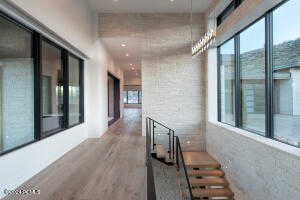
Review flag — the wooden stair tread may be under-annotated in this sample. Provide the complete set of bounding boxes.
[155,144,167,159]
[183,152,220,168]
[187,169,225,177]
[192,188,234,198]
[190,177,228,187]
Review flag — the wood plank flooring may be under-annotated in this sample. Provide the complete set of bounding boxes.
[3,108,146,200]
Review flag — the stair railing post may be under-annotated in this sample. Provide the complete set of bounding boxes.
[168,129,171,159]
[152,120,155,151]
[146,118,148,167]
[176,137,179,170]
[172,130,175,161]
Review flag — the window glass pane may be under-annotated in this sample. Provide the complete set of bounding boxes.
[123,91,127,103]
[69,55,81,126]
[0,16,34,153]
[240,18,266,134]
[41,41,64,134]
[128,91,139,104]
[219,39,235,125]
[273,0,300,147]
[138,91,142,104]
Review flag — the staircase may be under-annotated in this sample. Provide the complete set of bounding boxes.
[184,152,234,199]
[146,117,234,200]
[154,144,173,164]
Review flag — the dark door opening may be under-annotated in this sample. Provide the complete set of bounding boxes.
[108,72,120,126]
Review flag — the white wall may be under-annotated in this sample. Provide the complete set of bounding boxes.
[0,0,121,198]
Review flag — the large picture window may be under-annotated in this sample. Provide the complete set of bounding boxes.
[0,11,84,156]
[68,55,83,126]
[217,0,300,148]
[0,14,34,154]
[41,40,64,135]
[273,0,300,147]
[219,39,235,126]
[240,18,266,134]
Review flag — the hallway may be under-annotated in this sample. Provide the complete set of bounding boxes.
[3,108,146,200]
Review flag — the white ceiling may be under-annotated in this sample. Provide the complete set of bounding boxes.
[88,0,213,13]
[91,0,217,82]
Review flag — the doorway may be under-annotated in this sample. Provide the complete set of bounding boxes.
[108,72,120,126]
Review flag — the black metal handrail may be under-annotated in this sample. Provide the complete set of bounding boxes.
[175,136,194,200]
[146,117,194,200]
[146,117,156,200]
[147,117,175,132]
[146,117,175,161]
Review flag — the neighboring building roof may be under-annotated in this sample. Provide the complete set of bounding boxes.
[220,38,300,80]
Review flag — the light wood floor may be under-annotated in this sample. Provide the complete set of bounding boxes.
[4,108,146,200]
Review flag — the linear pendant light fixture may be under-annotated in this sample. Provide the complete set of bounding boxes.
[192,29,216,56]
[190,0,216,56]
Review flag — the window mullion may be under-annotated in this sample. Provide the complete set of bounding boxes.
[265,12,274,138]
[33,31,42,141]
[235,35,242,128]
[217,47,221,122]
[63,50,69,128]
[79,60,85,123]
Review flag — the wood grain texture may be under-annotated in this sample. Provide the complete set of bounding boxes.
[183,152,220,168]
[3,108,146,200]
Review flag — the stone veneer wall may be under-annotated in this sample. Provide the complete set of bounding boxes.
[141,14,206,151]
[99,13,206,151]
[206,122,300,200]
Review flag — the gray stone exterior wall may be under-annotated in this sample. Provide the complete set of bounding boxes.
[239,38,300,74]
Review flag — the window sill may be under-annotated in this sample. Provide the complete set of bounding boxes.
[0,122,84,157]
[208,120,300,158]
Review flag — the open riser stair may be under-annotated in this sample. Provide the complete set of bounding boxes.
[183,152,234,200]
[146,117,234,200]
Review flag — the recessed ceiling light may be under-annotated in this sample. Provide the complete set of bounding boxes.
[129,63,133,66]
[126,53,130,57]
[131,67,135,70]
[121,43,126,47]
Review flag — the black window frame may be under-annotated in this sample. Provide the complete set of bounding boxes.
[124,90,142,104]
[0,10,85,157]
[217,0,299,148]
[67,53,85,128]
[217,0,245,27]
[40,37,66,137]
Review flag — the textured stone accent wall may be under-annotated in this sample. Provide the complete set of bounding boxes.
[99,13,206,151]
[206,122,300,200]
[145,15,206,151]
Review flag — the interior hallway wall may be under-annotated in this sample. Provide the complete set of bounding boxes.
[0,0,122,198]
[99,13,206,151]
